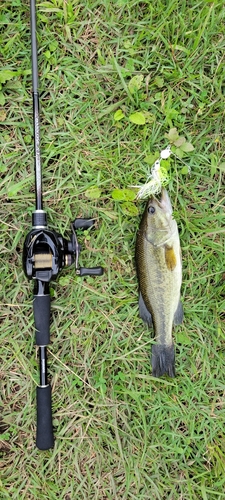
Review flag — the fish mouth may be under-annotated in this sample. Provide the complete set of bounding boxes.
[152,188,172,214]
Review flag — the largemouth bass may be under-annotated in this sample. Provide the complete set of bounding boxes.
[135,189,183,377]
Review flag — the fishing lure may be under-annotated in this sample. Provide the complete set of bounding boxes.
[135,146,171,200]
[135,144,192,200]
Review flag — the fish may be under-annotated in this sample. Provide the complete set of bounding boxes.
[135,188,183,377]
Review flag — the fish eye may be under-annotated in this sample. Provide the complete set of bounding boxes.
[148,206,155,214]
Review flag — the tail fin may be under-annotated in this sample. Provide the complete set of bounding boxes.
[151,344,175,378]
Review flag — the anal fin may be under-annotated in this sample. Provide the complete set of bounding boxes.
[138,292,153,327]
[173,300,183,325]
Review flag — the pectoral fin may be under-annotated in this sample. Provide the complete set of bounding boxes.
[165,245,177,271]
[173,300,183,325]
[138,292,153,327]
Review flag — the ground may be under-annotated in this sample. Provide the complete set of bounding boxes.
[0,0,225,498]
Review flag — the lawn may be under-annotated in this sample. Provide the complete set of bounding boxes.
[0,0,225,498]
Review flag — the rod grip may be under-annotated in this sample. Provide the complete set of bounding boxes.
[36,385,54,450]
[33,294,50,345]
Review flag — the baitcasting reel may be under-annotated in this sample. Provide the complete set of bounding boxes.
[23,210,103,282]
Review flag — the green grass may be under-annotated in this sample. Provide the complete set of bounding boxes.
[0,0,225,498]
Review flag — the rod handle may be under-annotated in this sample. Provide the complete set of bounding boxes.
[33,294,50,345]
[36,385,54,450]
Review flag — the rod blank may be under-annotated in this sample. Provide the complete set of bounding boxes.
[30,0,39,93]
[30,0,43,211]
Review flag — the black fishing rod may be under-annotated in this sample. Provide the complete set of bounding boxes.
[23,0,103,450]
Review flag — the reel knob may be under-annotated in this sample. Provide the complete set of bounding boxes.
[76,266,104,277]
[73,218,95,230]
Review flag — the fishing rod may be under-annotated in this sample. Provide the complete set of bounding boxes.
[23,0,104,450]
